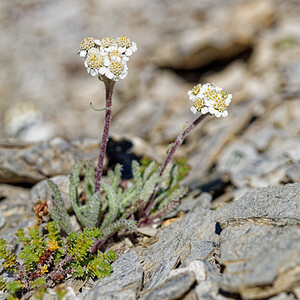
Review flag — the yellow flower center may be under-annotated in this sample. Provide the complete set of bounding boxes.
[109,60,124,76]
[191,85,201,95]
[80,37,95,51]
[116,36,131,48]
[193,98,205,110]
[101,37,114,48]
[109,49,123,60]
[86,51,105,69]
[213,91,229,112]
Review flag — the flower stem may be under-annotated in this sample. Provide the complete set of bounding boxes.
[95,78,116,193]
[143,113,209,217]
[159,113,208,176]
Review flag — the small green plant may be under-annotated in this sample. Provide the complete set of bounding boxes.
[47,159,189,246]
[46,36,232,251]
[0,222,116,300]
[2,35,232,298]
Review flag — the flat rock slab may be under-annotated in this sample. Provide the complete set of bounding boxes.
[141,271,196,300]
[216,183,300,227]
[140,205,219,296]
[0,138,99,184]
[79,251,143,300]
[215,183,300,299]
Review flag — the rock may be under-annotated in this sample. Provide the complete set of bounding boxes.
[140,206,218,293]
[217,141,292,187]
[183,241,220,267]
[0,184,33,235]
[245,124,277,151]
[0,210,6,231]
[216,183,300,226]
[195,280,227,300]
[140,271,196,300]
[136,226,158,237]
[79,251,143,300]
[0,138,99,184]
[186,99,258,187]
[30,175,72,211]
[268,293,297,300]
[282,59,300,98]
[215,183,300,299]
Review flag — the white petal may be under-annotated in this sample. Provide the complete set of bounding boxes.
[201,107,209,114]
[122,56,129,62]
[90,69,98,76]
[99,67,107,75]
[190,106,197,114]
[131,42,137,52]
[215,111,221,118]
[104,58,110,66]
[222,110,228,117]
[80,50,87,57]
[125,48,133,56]
[105,71,114,79]
[84,61,88,68]
[119,71,128,79]
[118,46,126,53]
[94,39,101,45]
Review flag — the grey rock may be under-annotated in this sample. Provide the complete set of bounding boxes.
[246,124,276,151]
[182,241,219,268]
[216,183,300,227]
[0,210,6,231]
[282,59,300,98]
[141,271,196,300]
[215,183,300,299]
[186,99,258,187]
[217,142,259,173]
[79,251,143,300]
[0,184,33,235]
[140,206,218,293]
[286,164,300,182]
[30,175,72,211]
[217,141,291,187]
[218,224,300,299]
[195,280,226,300]
[268,292,297,300]
[0,138,99,184]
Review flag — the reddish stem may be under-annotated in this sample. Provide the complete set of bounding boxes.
[95,78,116,193]
[160,113,208,176]
[143,113,209,216]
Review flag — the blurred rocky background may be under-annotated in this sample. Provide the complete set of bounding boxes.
[0,0,300,299]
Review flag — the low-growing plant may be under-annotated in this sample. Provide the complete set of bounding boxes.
[0,35,232,298]
[0,222,116,300]
[46,35,232,250]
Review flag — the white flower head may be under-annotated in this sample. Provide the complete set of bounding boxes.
[79,35,137,81]
[115,36,137,57]
[105,59,128,81]
[84,48,110,76]
[101,37,115,52]
[188,83,231,117]
[78,37,100,58]
[188,84,201,101]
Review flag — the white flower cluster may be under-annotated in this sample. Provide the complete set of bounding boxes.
[78,36,137,81]
[188,83,232,117]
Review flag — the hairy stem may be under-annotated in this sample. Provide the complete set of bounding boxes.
[95,78,116,193]
[160,113,208,176]
[143,113,209,216]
